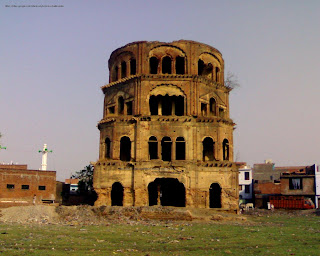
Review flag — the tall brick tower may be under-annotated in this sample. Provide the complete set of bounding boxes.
[94,40,238,211]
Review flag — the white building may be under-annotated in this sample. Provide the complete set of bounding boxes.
[239,165,253,204]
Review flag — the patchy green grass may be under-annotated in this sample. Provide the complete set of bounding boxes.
[0,214,319,255]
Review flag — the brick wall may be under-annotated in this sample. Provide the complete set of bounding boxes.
[0,165,56,206]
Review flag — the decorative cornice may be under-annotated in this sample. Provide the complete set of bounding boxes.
[101,74,231,92]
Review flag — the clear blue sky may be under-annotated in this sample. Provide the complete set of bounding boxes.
[1,0,320,181]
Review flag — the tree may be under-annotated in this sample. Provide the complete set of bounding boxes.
[225,71,240,89]
[71,164,95,195]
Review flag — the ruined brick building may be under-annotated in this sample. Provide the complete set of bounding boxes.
[93,40,238,211]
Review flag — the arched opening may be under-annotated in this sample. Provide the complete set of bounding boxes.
[203,137,215,161]
[223,139,229,160]
[161,136,172,161]
[149,95,159,115]
[120,136,131,161]
[150,57,159,74]
[162,95,172,116]
[198,59,213,78]
[113,66,119,81]
[210,183,221,208]
[130,59,136,75]
[209,98,216,115]
[162,56,172,74]
[201,102,208,116]
[148,136,158,160]
[198,59,204,75]
[105,137,111,159]
[118,97,124,115]
[176,137,185,160]
[111,182,124,206]
[215,67,220,82]
[148,181,158,206]
[126,101,133,115]
[148,178,185,207]
[176,56,185,74]
[121,61,126,78]
[174,96,184,116]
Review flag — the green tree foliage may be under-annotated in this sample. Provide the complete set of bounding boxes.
[71,164,95,195]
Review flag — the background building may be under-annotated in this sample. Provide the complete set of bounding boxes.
[238,164,253,204]
[0,164,56,207]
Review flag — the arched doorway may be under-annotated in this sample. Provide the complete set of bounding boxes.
[111,182,124,206]
[209,183,221,208]
[148,178,185,207]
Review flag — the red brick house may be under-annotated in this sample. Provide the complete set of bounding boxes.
[0,164,56,207]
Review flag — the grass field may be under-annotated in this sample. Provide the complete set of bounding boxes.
[0,212,319,256]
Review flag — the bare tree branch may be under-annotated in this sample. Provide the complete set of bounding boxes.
[225,71,240,89]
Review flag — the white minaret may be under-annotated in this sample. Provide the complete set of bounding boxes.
[39,144,52,171]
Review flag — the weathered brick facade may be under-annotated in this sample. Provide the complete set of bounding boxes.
[0,165,56,207]
[93,40,238,211]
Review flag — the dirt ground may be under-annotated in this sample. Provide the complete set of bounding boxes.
[0,205,249,225]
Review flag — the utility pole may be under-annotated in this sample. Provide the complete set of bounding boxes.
[38,144,52,171]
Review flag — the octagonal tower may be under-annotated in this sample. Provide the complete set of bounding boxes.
[94,40,238,211]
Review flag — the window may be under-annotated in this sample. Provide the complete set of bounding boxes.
[150,57,158,74]
[130,59,136,75]
[239,185,242,190]
[209,98,216,115]
[21,185,29,190]
[120,136,131,161]
[201,103,207,116]
[244,172,250,180]
[175,137,185,160]
[289,178,303,190]
[222,139,229,160]
[176,56,185,74]
[219,108,225,118]
[198,59,204,75]
[108,106,115,114]
[245,185,250,194]
[121,61,126,78]
[162,56,172,74]
[148,136,158,160]
[215,67,220,82]
[161,137,172,161]
[38,186,46,190]
[118,97,124,115]
[105,138,111,159]
[203,137,215,161]
[7,184,14,189]
[126,101,133,115]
